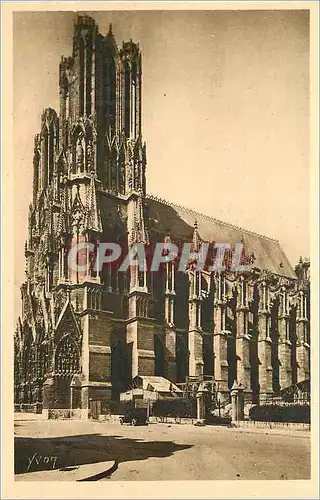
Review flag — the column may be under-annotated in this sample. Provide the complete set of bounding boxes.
[70,386,74,410]
[296,291,310,382]
[95,237,101,282]
[107,263,112,292]
[91,33,95,118]
[164,262,177,381]
[258,281,273,399]
[188,270,203,376]
[213,273,229,400]
[61,247,65,281]
[278,287,292,389]
[164,262,175,326]
[236,277,252,402]
[80,314,90,418]
[58,248,61,281]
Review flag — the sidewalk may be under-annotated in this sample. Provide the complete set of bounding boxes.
[14,412,44,421]
[14,412,311,439]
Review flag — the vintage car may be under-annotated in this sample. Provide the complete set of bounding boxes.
[119,407,148,426]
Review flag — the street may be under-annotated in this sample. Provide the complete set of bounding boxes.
[14,414,310,481]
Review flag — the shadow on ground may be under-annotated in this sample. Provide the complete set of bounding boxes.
[15,433,192,474]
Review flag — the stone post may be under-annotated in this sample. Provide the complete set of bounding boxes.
[196,390,206,423]
[230,381,245,422]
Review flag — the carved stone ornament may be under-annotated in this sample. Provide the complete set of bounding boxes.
[76,132,84,170]
[87,139,94,171]
[55,335,80,374]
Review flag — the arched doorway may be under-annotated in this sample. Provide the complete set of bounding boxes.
[111,340,131,399]
[22,329,36,404]
[54,335,80,408]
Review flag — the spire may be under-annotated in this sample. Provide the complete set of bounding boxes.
[188,218,205,272]
[191,218,201,253]
[85,173,103,233]
[105,21,118,55]
[129,189,149,246]
[295,256,310,290]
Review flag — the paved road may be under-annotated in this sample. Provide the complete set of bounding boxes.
[14,416,310,481]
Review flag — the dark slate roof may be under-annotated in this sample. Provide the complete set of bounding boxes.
[146,195,296,279]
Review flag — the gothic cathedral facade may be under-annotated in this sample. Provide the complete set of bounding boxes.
[14,16,310,415]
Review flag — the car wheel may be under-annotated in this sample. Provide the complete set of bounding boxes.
[131,418,137,426]
[119,418,124,425]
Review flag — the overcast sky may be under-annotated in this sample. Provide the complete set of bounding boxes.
[13,10,309,319]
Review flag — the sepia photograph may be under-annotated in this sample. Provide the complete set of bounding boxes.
[1,2,319,498]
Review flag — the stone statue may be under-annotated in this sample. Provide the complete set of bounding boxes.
[86,139,94,171]
[76,132,84,172]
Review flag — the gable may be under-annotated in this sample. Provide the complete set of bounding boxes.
[55,301,82,344]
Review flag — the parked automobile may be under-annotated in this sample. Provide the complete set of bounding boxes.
[119,407,148,426]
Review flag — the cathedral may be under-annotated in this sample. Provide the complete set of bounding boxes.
[14,15,310,416]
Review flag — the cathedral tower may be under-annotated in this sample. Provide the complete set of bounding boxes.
[17,15,151,414]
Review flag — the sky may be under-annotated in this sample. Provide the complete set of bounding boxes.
[13,9,310,320]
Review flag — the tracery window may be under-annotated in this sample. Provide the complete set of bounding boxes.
[131,61,137,137]
[85,35,92,117]
[124,63,131,138]
[79,37,85,116]
[41,126,49,189]
[48,123,54,184]
[104,57,117,129]
[66,90,70,121]
[55,335,80,374]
